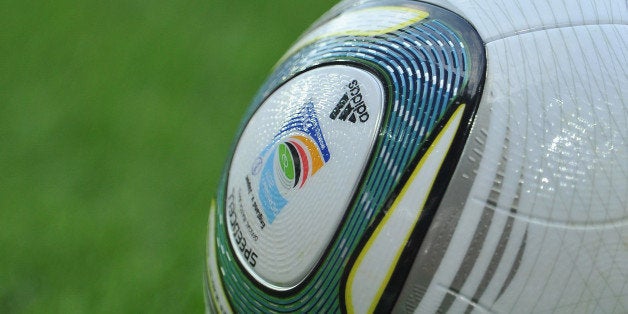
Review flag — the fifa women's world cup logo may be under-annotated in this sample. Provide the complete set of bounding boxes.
[252,101,331,224]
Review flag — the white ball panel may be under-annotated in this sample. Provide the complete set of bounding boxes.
[417,23,627,313]
[427,0,626,42]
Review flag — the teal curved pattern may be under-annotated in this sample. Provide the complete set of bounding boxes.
[210,2,485,312]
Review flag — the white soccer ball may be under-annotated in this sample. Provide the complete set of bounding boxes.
[205,0,627,312]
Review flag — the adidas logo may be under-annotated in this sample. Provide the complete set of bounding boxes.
[330,79,370,123]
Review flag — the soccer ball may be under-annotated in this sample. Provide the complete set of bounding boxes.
[205,0,627,312]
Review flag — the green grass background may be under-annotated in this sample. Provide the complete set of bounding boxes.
[1,0,338,312]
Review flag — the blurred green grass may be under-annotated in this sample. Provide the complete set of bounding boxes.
[0,0,337,312]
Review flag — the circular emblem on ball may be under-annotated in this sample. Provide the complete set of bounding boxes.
[226,65,385,289]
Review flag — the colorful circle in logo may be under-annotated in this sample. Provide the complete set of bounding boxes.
[275,135,327,190]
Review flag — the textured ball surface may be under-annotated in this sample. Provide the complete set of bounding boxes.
[206,0,627,313]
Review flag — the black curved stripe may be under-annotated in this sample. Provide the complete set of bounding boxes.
[283,141,301,188]
[436,136,508,313]
[463,172,526,313]
[496,228,528,302]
